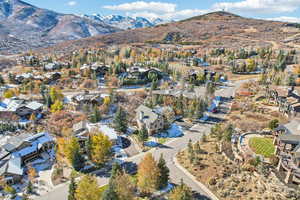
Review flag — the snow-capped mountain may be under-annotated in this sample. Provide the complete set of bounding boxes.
[83,14,166,30]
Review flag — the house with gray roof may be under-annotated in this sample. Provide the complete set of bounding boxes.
[274,119,300,184]
[136,105,165,135]
[0,132,54,184]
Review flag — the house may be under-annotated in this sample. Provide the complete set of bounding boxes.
[136,105,165,135]
[274,119,300,184]
[44,63,60,71]
[266,86,300,117]
[0,98,43,119]
[70,91,103,111]
[44,72,62,83]
[0,132,54,183]
[73,121,120,146]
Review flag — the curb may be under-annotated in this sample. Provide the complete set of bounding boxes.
[173,156,219,200]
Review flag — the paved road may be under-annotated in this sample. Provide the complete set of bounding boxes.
[35,80,244,200]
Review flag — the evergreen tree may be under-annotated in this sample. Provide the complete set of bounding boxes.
[169,179,194,200]
[101,183,119,200]
[0,75,5,85]
[90,106,101,123]
[27,181,33,194]
[72,149,85,171]
[113,106,127,133]
[138,126,148,143]
[157,154,169,189]
[68,177,77,200]
[110,162,123,181]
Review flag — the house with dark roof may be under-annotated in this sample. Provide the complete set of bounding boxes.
[136,105,165,135]
[274,119,300,184]
[0,132,54,183]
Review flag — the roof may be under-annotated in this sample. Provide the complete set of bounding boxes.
[98,125,118,140]
[25,101,43,111]
[136,105,160,126]
[278,134,300,144]
[3,133,32,152]
[277,119,300,135]
[0,156,23,176]
[73,121,87,132]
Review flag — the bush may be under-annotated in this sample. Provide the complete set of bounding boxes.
[269,155,279,166]
[208,177,217,185]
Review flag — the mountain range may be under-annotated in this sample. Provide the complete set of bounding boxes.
[45,11,300,54]
[81,14,166,30]
[0,0,121,54]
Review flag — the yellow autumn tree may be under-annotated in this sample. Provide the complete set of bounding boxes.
[90,132,112,166]
[137,153,160,194]
[50,100,63,113]
[75,175,102,200]
[3,89,15,98]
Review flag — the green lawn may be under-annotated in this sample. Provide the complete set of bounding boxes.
[249,137,275,158]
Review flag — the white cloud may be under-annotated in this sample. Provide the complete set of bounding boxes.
[213,0,300,14]
[103,1,176,13]
[67,1,77,6]
[266,16,300,23]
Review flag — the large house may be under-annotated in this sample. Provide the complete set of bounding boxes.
[266,86,300,117]
[136,105,165,135]
[0,98,44,119]
[274,119,300,184]
[0,132,54,183]
[69,92,104,111]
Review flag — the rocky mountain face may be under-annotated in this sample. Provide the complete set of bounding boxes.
[0,0,119,54]
[82,14,165,30]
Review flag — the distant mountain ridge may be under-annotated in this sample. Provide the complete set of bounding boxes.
[0,0,120,54]
[82,14,166,30]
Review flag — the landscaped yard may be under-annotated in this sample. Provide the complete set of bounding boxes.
[249,137,275,158]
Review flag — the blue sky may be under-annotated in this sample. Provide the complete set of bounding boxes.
[25,0,300,22]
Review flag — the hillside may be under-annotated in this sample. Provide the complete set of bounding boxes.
[0,0,120,55]
[45,11,300,54]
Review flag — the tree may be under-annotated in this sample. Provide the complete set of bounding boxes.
[28,165,37,183]
[168,180,193,200]
[114,173,136,200]
[110,162,123,181]
[113,106,128,133]
[26,181,33,194]
[101,183,119,200]
[3,89,14,98]
[49,87,64,102]
[157,154,169,189]
[75,175,102,200]
[90,106,101,123]
[138,126,148,143]
[50,100,63,113]
[68,176,77,200]
[268,119,279,130]
[90,132,112,166]
[64,137,84,170]
[137,153,160,194]
[0,75,5,85]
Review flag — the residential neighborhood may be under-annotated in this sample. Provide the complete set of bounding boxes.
[1,1,300,200]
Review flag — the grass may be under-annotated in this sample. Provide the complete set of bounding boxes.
[158,138,168,144]
[249,137,275,158]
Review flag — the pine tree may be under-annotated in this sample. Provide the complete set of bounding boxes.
[113,106,127,133]
[68,177,77,200]
[137,153,160,194]
[110,162,123,181]
[102,183,119,200]
[90,106,101,123]
[157,154,169,189]
[27,181,33,194]
[72,149,85,171]
[169,179,193,200]
[138,126,148,143]
[0,75,5,85]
